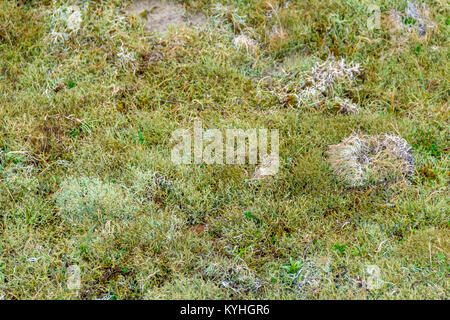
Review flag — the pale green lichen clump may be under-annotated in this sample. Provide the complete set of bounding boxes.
[54,176,137,225]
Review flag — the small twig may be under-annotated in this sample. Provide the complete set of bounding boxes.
[374,239,389,253]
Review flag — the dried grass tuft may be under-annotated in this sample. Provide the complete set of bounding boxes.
[327,134,415,187]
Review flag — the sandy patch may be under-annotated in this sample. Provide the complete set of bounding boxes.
[124,0,206,33]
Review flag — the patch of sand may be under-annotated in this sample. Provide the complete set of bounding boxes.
[124,0,206,33]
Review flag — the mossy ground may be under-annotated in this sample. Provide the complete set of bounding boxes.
[0,0,448,299]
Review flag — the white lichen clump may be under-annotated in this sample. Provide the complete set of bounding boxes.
[307,58,361,94]
[327,134,415,187]
[46,5,83,44]
[116,46,138,70]
[66,6,82,32]
[298,57,361,104]
[233,34,259,54]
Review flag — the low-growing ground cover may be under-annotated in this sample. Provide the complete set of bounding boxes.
[0,0,448,299]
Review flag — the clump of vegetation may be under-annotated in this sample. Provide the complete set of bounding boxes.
[233,34,259,54]
[404,1,437,37]
[299,57,361,103]
[45,4,83,45]
[327,134,415,187]
[383,1,437,51]
[54,176,137,226]
[331,97,360,115]
[271,56,362,109]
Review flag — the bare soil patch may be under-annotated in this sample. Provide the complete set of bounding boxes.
[124,0,206,33]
